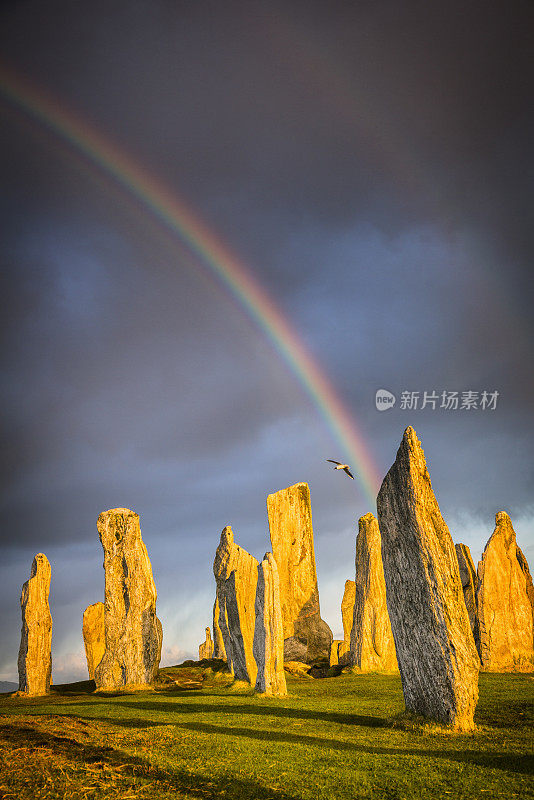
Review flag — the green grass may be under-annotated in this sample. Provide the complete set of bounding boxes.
[0,668,532,799]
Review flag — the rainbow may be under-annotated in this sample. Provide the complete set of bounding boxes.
[0,63,382,505]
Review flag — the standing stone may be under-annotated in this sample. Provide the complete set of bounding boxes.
[267,482,333,662]
[154,616,163,681]
[377,427,479,731]
[83,602,105,680]
[350,513,397,672]
[94,508,161,690]
[516,545,534,632]
[199,627,214,660]
[455,544,479,641]
[329,640,343,667]
[212,597,226,659]
[213,526,258,684]
[339,579,356,665]
[476,512,534,672]
[253,552,287,696]
[18,554,52,696]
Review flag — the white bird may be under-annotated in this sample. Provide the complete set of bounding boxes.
[326,459,355,479]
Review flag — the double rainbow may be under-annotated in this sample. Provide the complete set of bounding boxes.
[0,63,382,506]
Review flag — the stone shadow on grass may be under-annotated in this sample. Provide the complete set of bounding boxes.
[0,721,301,800]
[118,699,389,728]
[175,720,534,776]
[44,711,534,777]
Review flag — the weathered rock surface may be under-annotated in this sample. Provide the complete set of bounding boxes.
[199,627,214,660]
[516,545,534,631]
[212,597,226,660]
[267,482,332,663]
[18,554,52,696]
[335,579,355,666]
[476,512,534,672]
[283,661,312,678]
[350,513,397,672]
[455,544,479,640]
[83,602,105,680]
[253,552,287,696]
[377,427,479,730]
[94,508,161,690]
[329,640,343,667]
[213,526,258,684]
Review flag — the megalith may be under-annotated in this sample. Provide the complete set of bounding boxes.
[83,602,105,680]
[94,508,161,690]
[213,525,258,684]
[455,544,479,641]
[377,427,479,730]
[199,627,214,660]
[212,597,227,660]
[350,513,397,672]
[18,553,52,696]
[476,512,534,672]
[253,552,287,696]
[267,482,332,662]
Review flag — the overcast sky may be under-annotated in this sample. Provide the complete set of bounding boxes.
[1,0,533,683]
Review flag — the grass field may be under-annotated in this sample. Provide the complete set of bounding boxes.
[0,665,532,800]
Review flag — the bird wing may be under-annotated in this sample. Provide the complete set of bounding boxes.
[326,459,342,465]
[343,467,355,479]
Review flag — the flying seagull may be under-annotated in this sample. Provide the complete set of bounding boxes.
[326,459,355,479]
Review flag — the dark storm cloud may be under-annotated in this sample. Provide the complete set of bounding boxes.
[0,0,532,679]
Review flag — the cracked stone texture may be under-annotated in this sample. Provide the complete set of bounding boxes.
[253,552,287,696]
[516,544,534,634]
[350,513,397,673]
[331,580,356,666]
[455,544,479,642]
[329,640,344,666]
[94,508,161,690]
[18,553,52,696]
[213,525,258,684]
[377,427,479,731]
[212,597,227,660]
[199,627,214,660]
[267,482,332,662]
[83,602,105,680]
[476,512,534,672]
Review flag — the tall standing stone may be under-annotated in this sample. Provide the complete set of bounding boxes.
[267,482,332,662]
[18,553,52,696]
[516,545,534,632]
[350,513,397,672]
[213,526,258,684]
[455,544,479,641]
[212,597,227,660]
[476,512,534,672]
[253,552,287,696]
[377,427,479,731]
[94,508,161,690]
[199,627,214,660]
[83,602,105,680]
[338,580,356,665]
